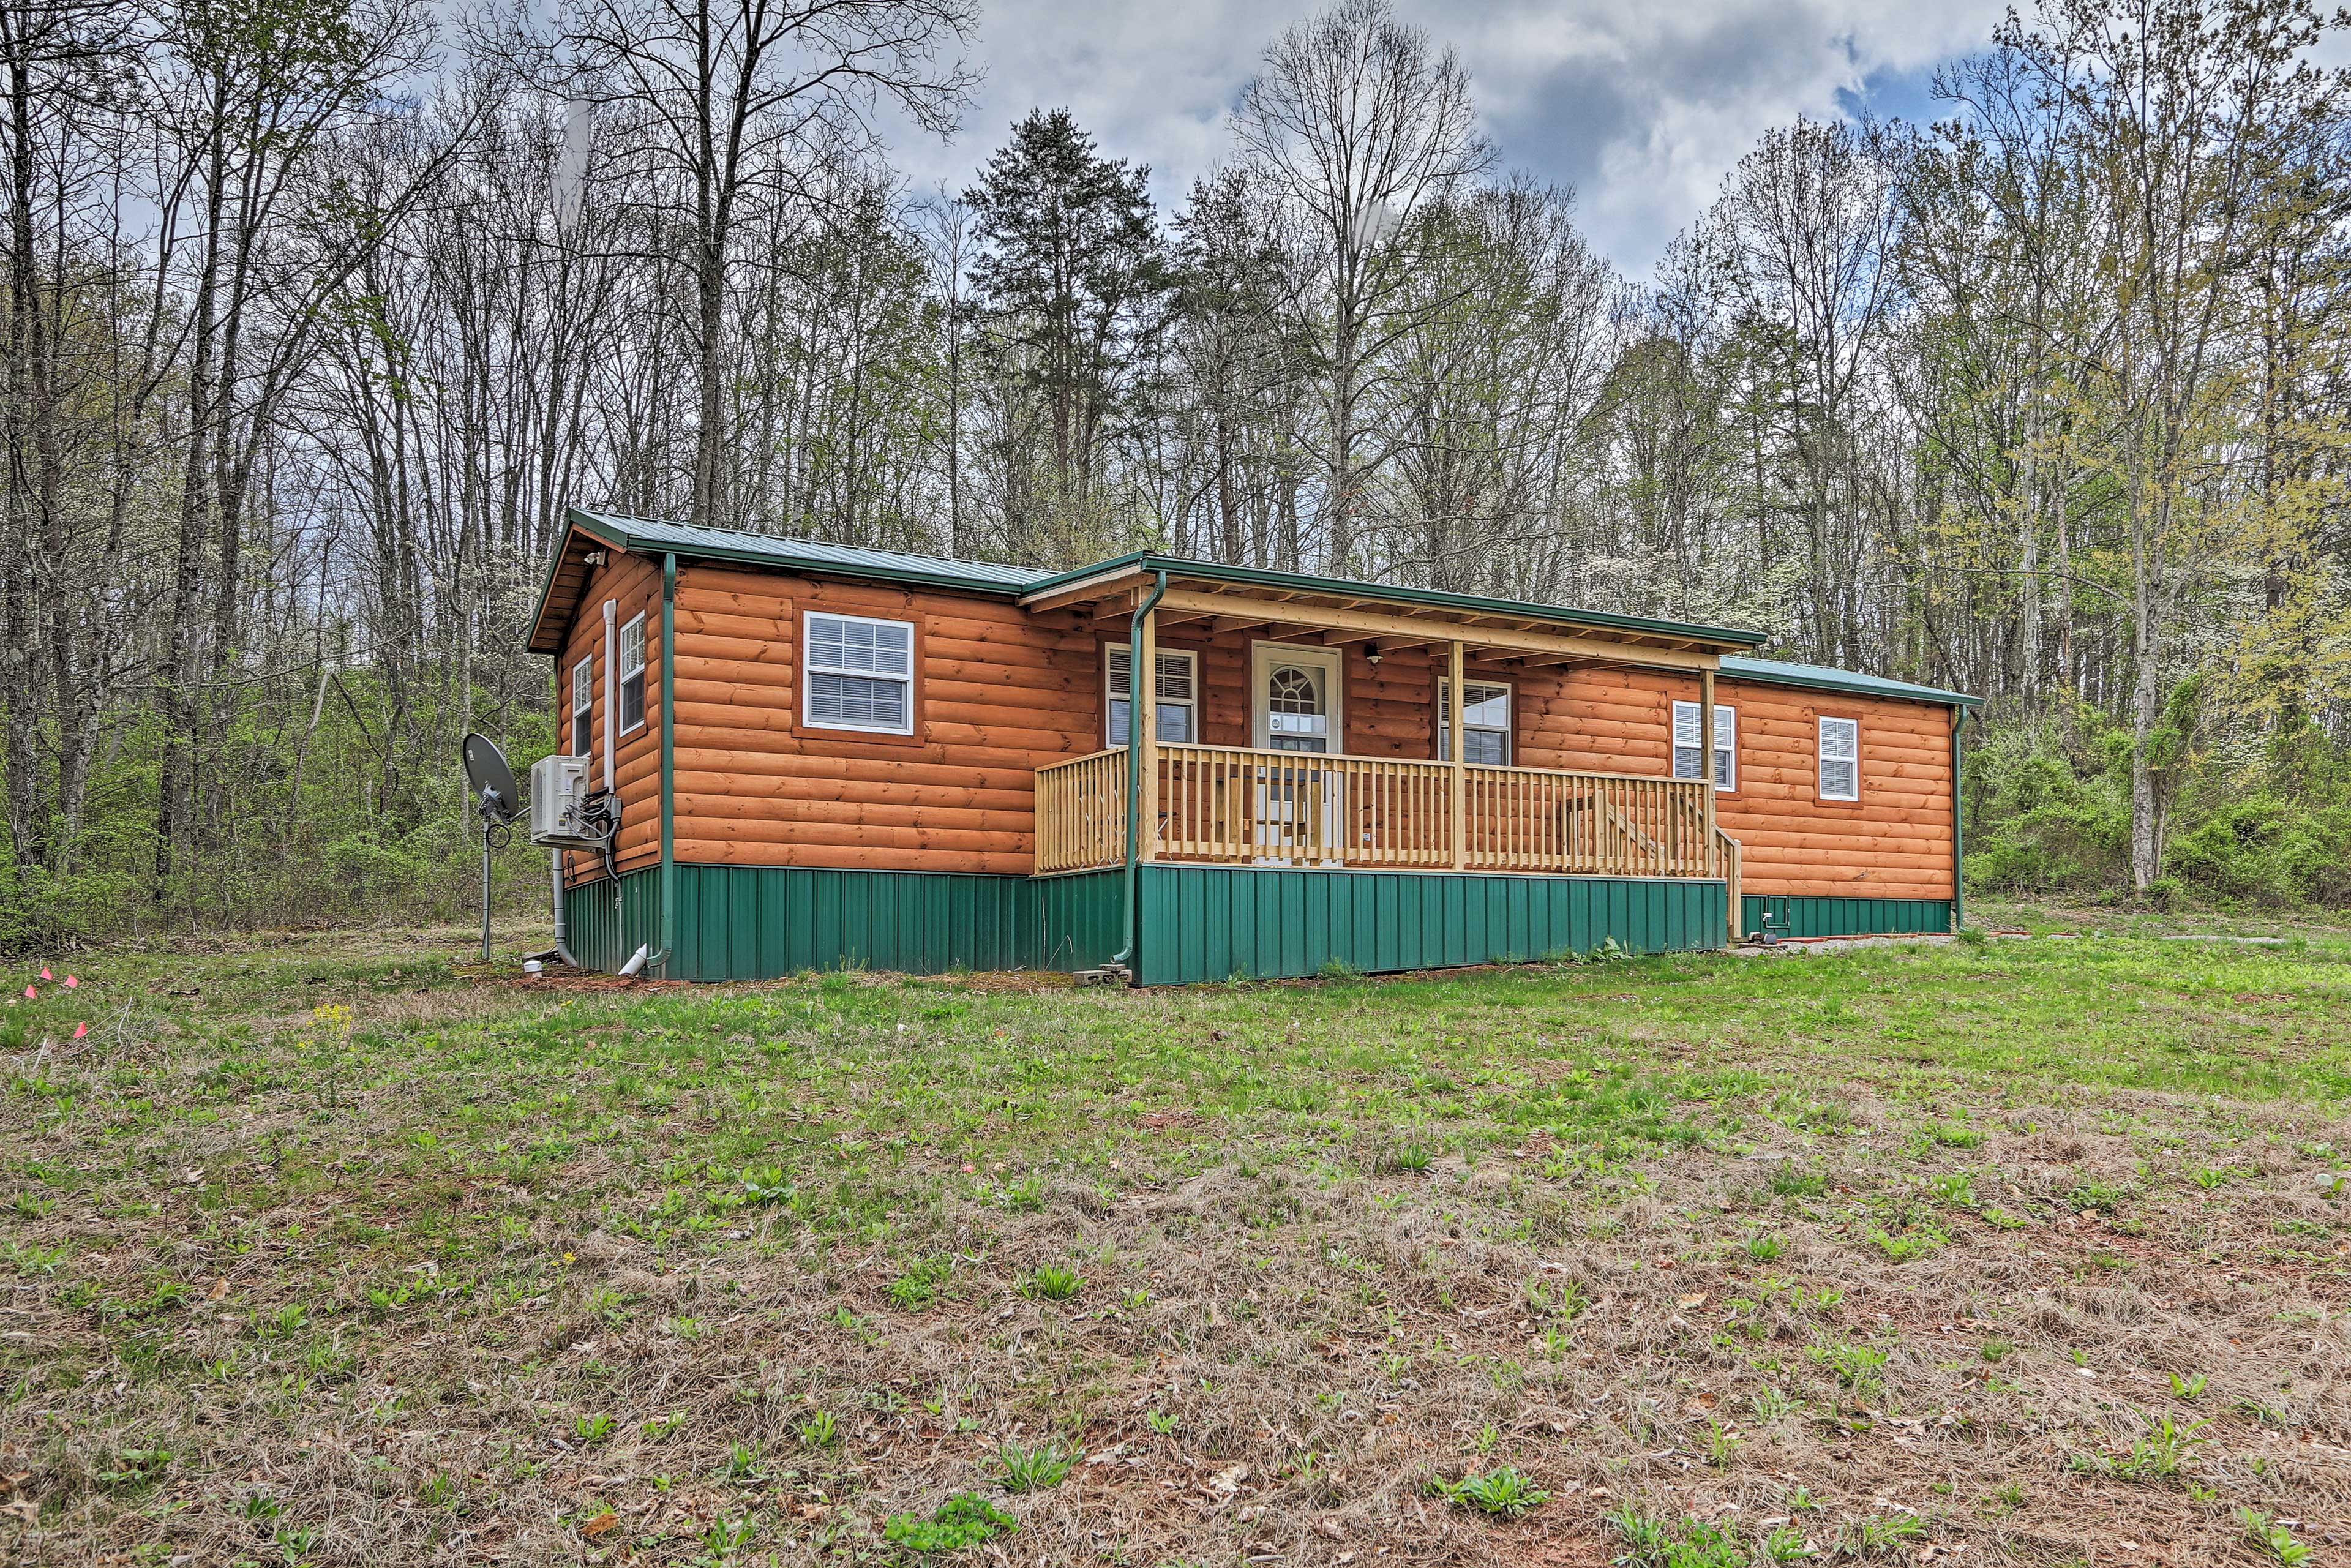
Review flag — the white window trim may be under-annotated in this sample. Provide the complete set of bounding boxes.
[802,610,917,736]
[1106,645,1198,746]
[1437,677,1512,766]
[1819,716,1860,801]
[1671,700,1737,791]
[1250,642,1342,752]
[571,655,594,757]
[617,613,648,736]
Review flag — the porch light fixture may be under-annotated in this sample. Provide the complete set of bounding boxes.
[1365,644,1384,667]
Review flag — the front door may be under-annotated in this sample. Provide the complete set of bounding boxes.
[1250,645,1342,859]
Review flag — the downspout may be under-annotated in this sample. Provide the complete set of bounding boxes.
[550,852,578,967]
[647,552,678,975]
[1951,705,1968,932]
[1109,568,1169,977]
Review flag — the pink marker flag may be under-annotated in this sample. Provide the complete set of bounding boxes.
[21,986,31,999]
[73,1021,86,1038]
[39,967,50,980]
[62,975,75,988]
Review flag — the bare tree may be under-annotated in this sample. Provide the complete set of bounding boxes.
[1232,0,1489,576]
[1701,118,1903,667]
[508,0,975,530]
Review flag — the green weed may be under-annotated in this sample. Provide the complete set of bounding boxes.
[1438,1465,1551,1519]
[997,1439,1078,1491]
[1018,1264,1083,1301]
[883,1492,1018,1552]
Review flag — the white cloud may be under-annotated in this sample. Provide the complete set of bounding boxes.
[882,0,2011,274]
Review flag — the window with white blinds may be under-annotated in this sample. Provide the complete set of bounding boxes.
[618,615,647,733]
[571,656,594,756]
[1671,700,1736,789]
[804,612,915,734]
[1106,645,1196,745]
[1819,716,1859,800]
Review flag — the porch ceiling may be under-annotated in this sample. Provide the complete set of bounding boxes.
[1027,562,1756,672]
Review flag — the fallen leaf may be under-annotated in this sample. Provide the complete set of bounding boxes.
[208,1278,230,1301]
[580,1511,617,1537]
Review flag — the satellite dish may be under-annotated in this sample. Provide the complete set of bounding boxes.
[463,733,520,823]
[462,733,520,964]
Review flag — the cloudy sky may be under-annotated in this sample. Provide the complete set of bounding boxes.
[882,0,2014,277]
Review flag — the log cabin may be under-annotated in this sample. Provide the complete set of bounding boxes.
[526,508,1978,982]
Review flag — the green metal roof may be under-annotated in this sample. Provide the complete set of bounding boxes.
[568,509,1056,593]
[1723,655,1979,708]
[1027,550,1770,650]
[534,509,1973,706]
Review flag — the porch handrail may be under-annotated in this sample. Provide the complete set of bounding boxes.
[1037,742,1721,880]
[1459,760,1711,877]
[1717,825,1744,939]
[1156,743,1455,868]
[1035,749,1128,874]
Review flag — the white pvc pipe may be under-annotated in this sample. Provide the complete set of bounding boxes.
[601,598,618,792]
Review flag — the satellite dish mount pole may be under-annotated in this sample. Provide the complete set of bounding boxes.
[461,733,522,965]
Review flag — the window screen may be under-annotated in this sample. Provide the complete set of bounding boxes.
[1107,646,1196,745]
[1673,701,1736,789]
[571,656,593,756]
[618,616,646,733]
[1438,680,1511,765]
[805,613,915,734]
[1819,716,1859,800]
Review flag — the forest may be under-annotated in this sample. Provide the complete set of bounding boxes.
[0,0,2345,942]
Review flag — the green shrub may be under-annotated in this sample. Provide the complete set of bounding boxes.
[1965,703,2351,910]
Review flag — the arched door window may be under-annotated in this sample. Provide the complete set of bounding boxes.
[1265,664,1329,752]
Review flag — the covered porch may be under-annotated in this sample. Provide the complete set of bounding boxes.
[1019,557,1758,945]
[1037,744,1736,887]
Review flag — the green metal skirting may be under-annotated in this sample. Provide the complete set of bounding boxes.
[561,865,1123,980]
[564,862,1731,984]
[1741,894,1954,940]
[1136,866,1727,985]
[562,868,662,973]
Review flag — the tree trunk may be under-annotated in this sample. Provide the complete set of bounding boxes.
[156,93,229,898]
[2,13,56,879]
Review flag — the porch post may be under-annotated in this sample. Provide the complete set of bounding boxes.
[1448,639,1466,871]
[1700,666,1717,880]
[1138,595,1159,863]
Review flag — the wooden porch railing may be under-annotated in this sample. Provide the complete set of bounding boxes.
[1036,743,1722,881]
[1717,826,1744,939]
[1160,745,1456,867]
[1035,749,1128,874]
[1461,762,1711,876]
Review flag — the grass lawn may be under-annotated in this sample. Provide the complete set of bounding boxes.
[4,906,2350,1566]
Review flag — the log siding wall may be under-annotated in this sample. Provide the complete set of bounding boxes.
[667,565,1100,875]
[555,550,664,883]
[547,553,1954,903]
